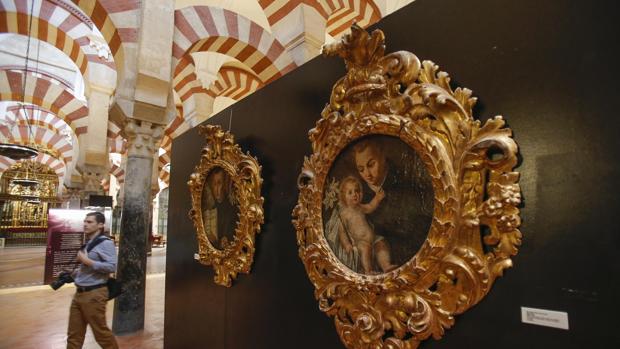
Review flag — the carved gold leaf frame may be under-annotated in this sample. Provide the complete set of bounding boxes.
[292,25,521,348]
[188,125,264,287]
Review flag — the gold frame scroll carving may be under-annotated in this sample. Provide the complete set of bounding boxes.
[188,125,264,287]
[292,25,521,348]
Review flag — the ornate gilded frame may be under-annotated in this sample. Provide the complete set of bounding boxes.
[188,125,264,287]
[292,25,521,348]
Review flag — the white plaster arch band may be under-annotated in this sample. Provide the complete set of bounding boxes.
[172,6,297,101]
[0,69,89,134]
[0,0,117,77]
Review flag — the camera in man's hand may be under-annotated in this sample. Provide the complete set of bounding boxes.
[50,271,74,290]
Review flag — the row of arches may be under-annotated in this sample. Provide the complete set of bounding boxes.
[0,0,137,191]
[167,1,387,136]
[1,0,413,194]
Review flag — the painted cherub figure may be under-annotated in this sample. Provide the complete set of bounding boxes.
[338,176,397,274]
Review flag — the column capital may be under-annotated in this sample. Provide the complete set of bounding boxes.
[124,119,164,158]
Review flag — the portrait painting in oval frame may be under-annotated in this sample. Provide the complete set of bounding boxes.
[188,125,264,287]
[292,25,522,348]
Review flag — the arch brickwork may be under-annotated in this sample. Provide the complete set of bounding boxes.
[173,6,296,98]
[0,70,89,134]
[0,0,117,75]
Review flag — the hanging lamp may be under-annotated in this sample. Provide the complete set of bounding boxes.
[0,143,39,160]
[0,0,39,160]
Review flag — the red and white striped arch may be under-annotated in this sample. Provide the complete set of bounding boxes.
[160,133,172,153]
[159,149,170,165]
[70,0,140,60]
[0,0,116,75]
[0,124,74,165]
[206,65,263,101]
[106,120,126,153]
[0,153,66,180]
[317,0,382,37]
[259,0,382,37]
[173,6,296,100]
[163,108,189,144]
[159,169,169,188]
[109,162,124,184]
[5,104,82,137]
[0,65,75,90]
[0,69,89,134]
[158,152,170,189]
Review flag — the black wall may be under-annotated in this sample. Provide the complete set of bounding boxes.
[164,0,620,348]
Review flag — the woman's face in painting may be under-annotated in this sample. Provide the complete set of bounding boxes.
[354,145,386,187]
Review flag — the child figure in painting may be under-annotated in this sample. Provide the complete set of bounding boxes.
[338,176,398,274]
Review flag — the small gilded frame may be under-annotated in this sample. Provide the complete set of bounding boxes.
[292,25,522,348]
[188,125,264,287]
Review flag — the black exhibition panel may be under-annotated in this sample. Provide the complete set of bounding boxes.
[164,0,620,348]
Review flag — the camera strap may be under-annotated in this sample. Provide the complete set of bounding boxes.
[63,235,113,279]
[85,234,121,300]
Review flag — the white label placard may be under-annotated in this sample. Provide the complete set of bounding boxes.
[521,307,569,330]
[194,253,200,260]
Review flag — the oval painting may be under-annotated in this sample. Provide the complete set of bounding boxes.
[201,166,239,249]
[322,135,434,275]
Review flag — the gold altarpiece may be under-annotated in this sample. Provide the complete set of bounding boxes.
[0,161,60,246]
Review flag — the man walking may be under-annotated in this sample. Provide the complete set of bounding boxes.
[67,211,118,348]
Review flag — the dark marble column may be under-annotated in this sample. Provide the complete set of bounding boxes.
[113,119,163,334]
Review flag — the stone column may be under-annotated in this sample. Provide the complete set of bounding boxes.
[113,119,163,334]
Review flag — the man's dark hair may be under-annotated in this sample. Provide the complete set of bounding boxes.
[87,211,105,225]
[351,137,385,157]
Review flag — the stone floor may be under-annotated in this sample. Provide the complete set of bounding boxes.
[0,246,166,348]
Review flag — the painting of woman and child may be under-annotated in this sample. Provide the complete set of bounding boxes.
[323,135,434,275]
